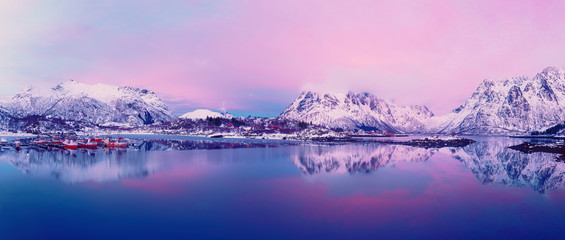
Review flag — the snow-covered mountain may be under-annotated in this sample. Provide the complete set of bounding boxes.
[0,80,175,127]
[281,67,565,135]
[435,67,565,135]
[179,109,232,120]
[279,91,434,133]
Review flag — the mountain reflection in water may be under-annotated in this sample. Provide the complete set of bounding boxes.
[452,137,565,193]
[1,137,564,192]
[292,143,436,174]
[0,138,296,184]
[0,148,155,183]
[293,137,565,193]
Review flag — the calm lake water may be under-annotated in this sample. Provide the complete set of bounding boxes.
[1,135,565,239]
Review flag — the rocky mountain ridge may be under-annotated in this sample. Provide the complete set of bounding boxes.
[0,80,175,128]
[281,66,565,135]
[435,66,565,134]
[279,91,434,133]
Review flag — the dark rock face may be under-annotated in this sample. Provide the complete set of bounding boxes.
[0,108,12,131]
[138,111,154,124]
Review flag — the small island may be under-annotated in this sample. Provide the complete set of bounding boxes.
[509,141,565,161]
[374,136,476,149]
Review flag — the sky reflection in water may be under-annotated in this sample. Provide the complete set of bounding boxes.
[1,137,565,239]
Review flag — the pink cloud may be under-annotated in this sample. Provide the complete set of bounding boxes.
[4,0,565,115]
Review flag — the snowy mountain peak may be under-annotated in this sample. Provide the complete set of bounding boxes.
[1,81,175,127]
[435,66,565,134]
[179,109,232,119]
[282,66,565,135]
[538,66,564,77]
[280,90,434,133]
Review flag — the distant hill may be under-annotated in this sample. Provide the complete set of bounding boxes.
[179,109,232,120]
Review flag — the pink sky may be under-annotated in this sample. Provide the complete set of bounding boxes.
[2,0,565,116]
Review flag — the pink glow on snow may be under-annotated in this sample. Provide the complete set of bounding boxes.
[2,0,565,115]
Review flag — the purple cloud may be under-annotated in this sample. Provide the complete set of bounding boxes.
[2,0,565,115]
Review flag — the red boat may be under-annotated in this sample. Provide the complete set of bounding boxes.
[51,137,63,144]
[78,139,98,149]
[105,141,127,148]
[32,137,48,145]
[63,140,78,150]
[104,137,128,148]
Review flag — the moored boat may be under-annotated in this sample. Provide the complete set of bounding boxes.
[78,139,98,149]
[32,136,49,145]
[103,137,129,148]
[63,139,79,150]
[13,139,21,151]
[51,137,63,144]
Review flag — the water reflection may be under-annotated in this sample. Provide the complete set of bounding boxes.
[2,137,565,193]
[292,143,435,174]
[0,138,295,184]
[129,138,293,151]
[0,149,158,184]
[450,137,565,193]
[292,138,565,192]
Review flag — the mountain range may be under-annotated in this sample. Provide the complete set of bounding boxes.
[2,66,565,135]
[434,66,565,134]
[281,66,565,135]
[0,80,175,129]
[279,91,434,133]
